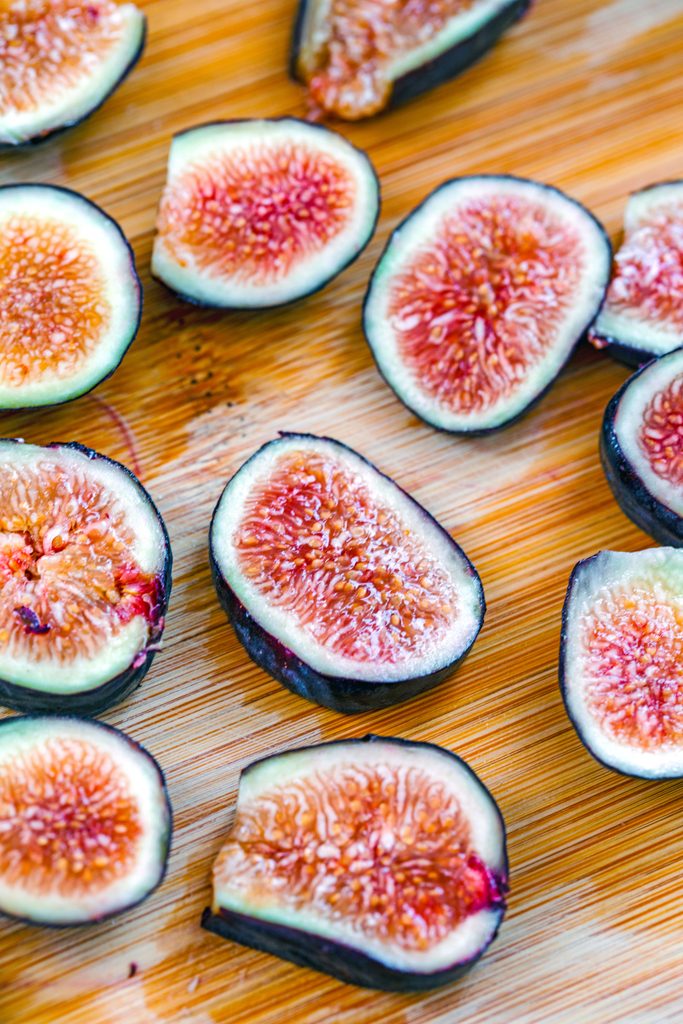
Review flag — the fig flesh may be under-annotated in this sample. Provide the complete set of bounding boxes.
[0,185,142,409]
[0,440,171,714]
[0,715,171,925]
[560,548,683,779]
[363,175,612,433]
[203,735,507,991]
[0,0,145,147]
[152,119,380,309]
[209,433,484,712]
[291,0,531,120]
[590,182,683,366]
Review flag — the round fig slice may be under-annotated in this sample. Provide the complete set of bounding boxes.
[0,0,145,147]
[602,349,683,546]
[210,433,484,713]
[0,440,171,714]
[363,175,612,433]
[202,735,507,991]
[151,118,380,309]
[0,715,171,926]
[560,548,683,779]
[0,185,142,409]
[589,182,683,366]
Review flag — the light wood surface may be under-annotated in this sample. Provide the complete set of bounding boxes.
[2,1,683,1021]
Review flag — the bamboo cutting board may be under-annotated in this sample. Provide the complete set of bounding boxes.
[2,1,683,1021]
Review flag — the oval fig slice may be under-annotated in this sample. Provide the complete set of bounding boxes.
[291,0,531,120]
[152,119,380,309]
[202,735,507,991]
[210,433,484,712]
[0,0,145,147]
[364,175,612,433]
[0,185,142,409]
[0,715,171,925]
[601,349,683,546]
[0,440,171,714]
[589,182,683,366]
[560,548,683,779]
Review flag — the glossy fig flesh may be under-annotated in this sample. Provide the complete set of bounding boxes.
[561,548,683,778]
[0,715,171,925]
[210,434,484,712]
[363,175,612,433]
[0,440,171,714]
[0,185,141,409]
[152,118,380,308]
[602,348,683,546]
[590,182,683,366]
[0,0,145,146]
[291,0,531,120]
[203,735,507,991]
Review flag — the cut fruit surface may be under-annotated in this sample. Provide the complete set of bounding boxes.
[364,176,612,433]
[561,548,683,778]
[590,182,683,366]
[152,119,380,308]
[0,186,141,409]
[291,0,530,120]
[0,440,171,713]
[0,0,145,146]
[210,433,484,712]
[203,735,507,990]
[0,715,171,925]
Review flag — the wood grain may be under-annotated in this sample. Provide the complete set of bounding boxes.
[2,1,683,1021]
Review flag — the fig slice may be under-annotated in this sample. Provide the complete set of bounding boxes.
[589,182,683,366]
[151,118,380,309]
[0,185,142,409]
[209,433,484,713]
[0,715,171,925]
[291,0,531,120]
[560,548,683,779]
[0,0,145,147]
[202,735,507,991]
[0,440,171,715]
[602,349,683,546]
[363,175,612,433]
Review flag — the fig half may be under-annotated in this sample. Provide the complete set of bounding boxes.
[0,715,171,925]
[152,119,380,309]
[560,548,683,779]
[203,735,508,991]
[0,185,142,409]
[363,175,612,433]
[291,0,531,120]
[0,0,146,147]
[590,182,683,366]
[210,433,484,712]
[0,440,171,715]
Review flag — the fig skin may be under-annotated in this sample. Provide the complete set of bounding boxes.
[209,433,485,714]
[0,441,172,716]
[202,735,508,991]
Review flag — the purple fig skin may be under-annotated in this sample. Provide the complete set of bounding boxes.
[202,735,508,991]
[0,441,172,716]
[209,433,485,714]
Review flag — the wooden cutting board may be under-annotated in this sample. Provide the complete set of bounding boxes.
[2,1,683,1021]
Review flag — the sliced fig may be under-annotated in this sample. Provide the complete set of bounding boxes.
[152,119,380,309]
[210,433,484,712]
[0,185,142,409]
[0,0,145,147]
[590,182,683,366]
[363,176,612,433]
[0,715,171,925]
[0,440,171,715]
[291,0,531,121]
[203,735,507,991]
